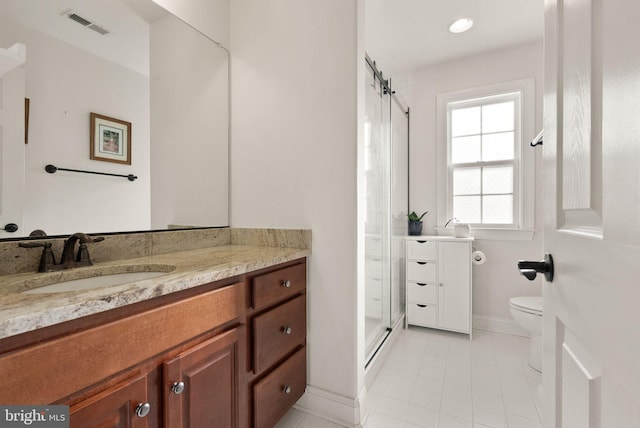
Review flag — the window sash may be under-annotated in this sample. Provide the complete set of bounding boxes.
[446,92,522,228]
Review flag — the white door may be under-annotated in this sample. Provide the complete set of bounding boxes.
[0,66,25,237]
[542,0,640,426]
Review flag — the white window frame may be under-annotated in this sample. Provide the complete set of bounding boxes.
[436,78,536,240]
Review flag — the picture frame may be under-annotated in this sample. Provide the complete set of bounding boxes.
[90,112,131,165]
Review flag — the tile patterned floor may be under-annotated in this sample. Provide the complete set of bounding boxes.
[276,327,542,428]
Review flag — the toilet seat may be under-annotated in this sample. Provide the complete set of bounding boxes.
[510,296,543,316]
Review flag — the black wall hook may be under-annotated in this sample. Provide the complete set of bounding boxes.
[530,130,544,147]
[1,223,19,233]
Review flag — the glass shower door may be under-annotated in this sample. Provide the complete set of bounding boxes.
[364,65,391,360]
[363,59,409,364]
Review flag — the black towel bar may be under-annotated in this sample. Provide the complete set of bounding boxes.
[45,164,137,181]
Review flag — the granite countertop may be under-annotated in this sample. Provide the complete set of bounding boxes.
[0,244,310,340]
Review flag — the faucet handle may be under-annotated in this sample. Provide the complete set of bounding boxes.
[18,241,49,249]
[75,235,104,265]
[19,241,57,272]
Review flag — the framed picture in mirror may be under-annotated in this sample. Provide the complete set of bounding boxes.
[90,113,132,165]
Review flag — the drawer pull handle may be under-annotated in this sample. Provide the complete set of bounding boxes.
[282,280,292,288]
[416,262,427,265]
[417,283,427,286]
[135,402,151,418]
[439,283,443,287]
[417,304,428,308]
[283,326,292,335]
[283,385,292,394]
[417,240,427,243]
[171,381,185,395]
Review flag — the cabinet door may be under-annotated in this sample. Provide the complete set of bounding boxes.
[164,327,243,428]
[70,374,151,428]
[438,241,471,333]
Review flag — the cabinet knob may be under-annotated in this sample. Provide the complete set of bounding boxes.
[283,326,292,335]
[282,280,292,288]
[283,385,292,394]
[135,402,151,418]
[171,381,185,395]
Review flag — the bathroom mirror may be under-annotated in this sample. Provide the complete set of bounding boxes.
[0,0,229,240]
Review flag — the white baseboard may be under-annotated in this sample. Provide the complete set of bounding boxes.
[473,314,530,337]
[294,385,364,428]
[294,317,406,427]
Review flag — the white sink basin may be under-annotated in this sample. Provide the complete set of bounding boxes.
[23,270,171,294]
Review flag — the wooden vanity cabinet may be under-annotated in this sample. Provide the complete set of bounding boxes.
[0,258,308,428]
[0,280,246,428]
[247,260,307,428]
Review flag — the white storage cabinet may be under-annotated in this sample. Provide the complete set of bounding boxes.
[405,236,473,335]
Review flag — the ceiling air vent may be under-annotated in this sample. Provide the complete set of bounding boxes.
[63,10,110,36]
[68,13,91,26]
[88,24,109,35]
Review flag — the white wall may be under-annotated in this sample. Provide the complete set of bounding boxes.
[404,42,545,326]
[0,15,151,236]
[150,13,229,229]
[230,0,364,424]
[152,0,229,48]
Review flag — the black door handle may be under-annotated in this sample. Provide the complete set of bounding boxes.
[517,253,554,282]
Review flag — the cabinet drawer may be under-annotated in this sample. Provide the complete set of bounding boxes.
[407,303,437,327]
[407,240,437,260]
[253,347,306,428]
[407,261,437,282]
[252,263,306,310]
[407,282,437,304]
[253,295,306,373]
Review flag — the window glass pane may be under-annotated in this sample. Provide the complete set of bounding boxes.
[482,101,514,133]
[451,136,480,164]
[482,132,514,161]
[453,168,480,195]
[483,195,513,223]
[451,106,480,137]
[483,166,513,194]
[454,196,481,223]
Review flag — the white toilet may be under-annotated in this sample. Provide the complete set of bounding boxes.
[509,296,543,372]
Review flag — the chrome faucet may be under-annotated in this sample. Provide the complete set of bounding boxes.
[19,232,104,272]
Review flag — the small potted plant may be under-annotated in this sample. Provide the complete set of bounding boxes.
[407,211,428,236]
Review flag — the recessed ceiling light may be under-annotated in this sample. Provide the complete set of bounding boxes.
[449,18,474,34]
